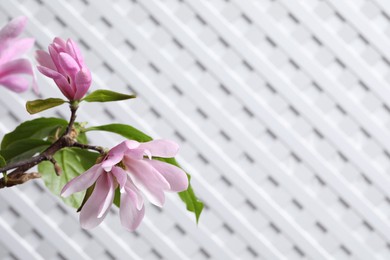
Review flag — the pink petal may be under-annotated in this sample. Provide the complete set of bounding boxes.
[66,39,84,66]
[120,187,145,231]
[52,37,66,52]
[58,52,79,77]
[61,164,103,197]
[0,59,34,78]
[0,58,34,91]
[37,65,74,99]
[147,160,188,192]
[73,68,91,100]
[79,173,114,229]
[0,16,27,45]
[124,157,170,207]
[102,141,129,171]
[0,38,34,63]
[97,174,117,218]
[48,45,63,73]
[0,75,29,92]
[125,177,144,210]
[111,166,127,192]
[138,140,179,158]
[35,50,56,71]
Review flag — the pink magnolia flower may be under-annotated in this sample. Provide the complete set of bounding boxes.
[61,140,189,231]
[0,16,37,93]
[36,37,91,100]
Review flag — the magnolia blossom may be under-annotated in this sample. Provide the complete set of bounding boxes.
[61,140,188,231]
[36,37,91,100]
[0,16,37,93]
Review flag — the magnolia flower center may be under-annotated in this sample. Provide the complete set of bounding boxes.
[116,161,126,170]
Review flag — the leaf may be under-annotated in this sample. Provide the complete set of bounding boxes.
[0,139,51,163]
[87,123,204,222]
[83,89,136,103]
[86,124,153,142]
[1,118,67,150]
[38,148,99,208]
[26,98,66,114]
[0,155,5,168]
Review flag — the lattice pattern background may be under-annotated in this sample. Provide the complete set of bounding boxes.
[0,0,390,259]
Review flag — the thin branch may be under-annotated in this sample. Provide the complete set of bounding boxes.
[72,142,105,154]
[49,157,62,176]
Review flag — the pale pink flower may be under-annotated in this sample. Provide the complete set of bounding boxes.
[0,16,37,93]
[61,140,188,231]
[36,37,91,100]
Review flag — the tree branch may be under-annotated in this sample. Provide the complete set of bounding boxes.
[0,102,103,188]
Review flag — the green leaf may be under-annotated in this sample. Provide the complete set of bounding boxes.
[0,155,5,168]
[26,98,66,114]
[83,89,136,103]
[38,148,99,208]
[86,124,153,142]
[0,139,51,163]
[1,118,67,150]
[87,123,203,222]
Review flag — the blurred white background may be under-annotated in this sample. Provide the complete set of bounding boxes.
[1,0,390,259]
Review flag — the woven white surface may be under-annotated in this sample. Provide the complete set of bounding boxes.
[1,0,390,259]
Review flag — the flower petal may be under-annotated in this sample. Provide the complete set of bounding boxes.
[52,37,66,52]
[120,187,145,231]
[35,50,57,71]
[0,75,29,92]
[37,65,74,99]
[0,38,34,63]
[66,38,84,66]
[97,174,116,218]
[59,52,79,77]
[147,160,188,192]
[125,177,144,210]
[61,164,103,197]
[124,157,170,207]
[0,16,27,45]
[48,45,63,73]
[111,166,127,193]
[0,59,34,78]
[138,140,179,158]
[79,173,114,229]
[102,141,128,171]
[74,68,91,100]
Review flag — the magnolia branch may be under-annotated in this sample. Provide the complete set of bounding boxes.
[0,103,104,188]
